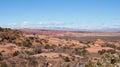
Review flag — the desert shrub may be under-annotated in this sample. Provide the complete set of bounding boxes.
[13,51,20,57]
[117,47,120,50]
[8,37,16,43]
[25,50,34,55]
[107,49,116,54]
[75,48,88,56]
[64,57,70,62]
[85,60,96,67]
[28,37,40,42]
[0,32,17,43]
[84,53,120,67]
[0,34,7,40]
[33,47,42,54]
[28,57,38,67]
[45,44,52,49]
[41,39,48,43]
[62,45,70,49]
[8,59,16,67]
[0,52,3,61]
[0,52,2,56]
[103,43,116,49]
[98,49,106,55]
[35,39,41,42]
[0,62,7,67]
[19,60,27,67]
[16,43,21,46]
[82,49,88,56]
[109,44,116,49]
[98,49,116,55]
[22,41,32,47]
[28,37,35,40]
[0,27,24,44]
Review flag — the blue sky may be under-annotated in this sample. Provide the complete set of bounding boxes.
[0,0,120,29]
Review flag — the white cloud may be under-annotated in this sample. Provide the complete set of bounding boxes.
[21,21,29,26]
[7,22,17,26]
[7,21,73,28]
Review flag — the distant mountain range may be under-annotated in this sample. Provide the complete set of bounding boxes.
[26,27,120,32]
[90,28,120,32]
[17,27,120,32]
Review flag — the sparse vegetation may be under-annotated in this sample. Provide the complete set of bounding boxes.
[98,49,116,55]
[102,43,116,49]
[0,27,120,67]
[75,47,88,56]
[85,53,120,67]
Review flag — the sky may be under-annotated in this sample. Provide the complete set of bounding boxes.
[0,0,120,30]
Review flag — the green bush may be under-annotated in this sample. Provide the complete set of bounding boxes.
[64,57,70,62]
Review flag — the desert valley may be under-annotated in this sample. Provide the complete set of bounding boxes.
[0,27,120,67]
